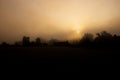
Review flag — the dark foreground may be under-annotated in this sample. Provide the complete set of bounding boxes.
[0,47,114,71]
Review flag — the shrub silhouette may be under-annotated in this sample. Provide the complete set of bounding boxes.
[48,39,59,46]
[1,42,10,47]
[14,41,22,46]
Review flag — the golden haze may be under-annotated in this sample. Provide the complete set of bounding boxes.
[0,0,120,43]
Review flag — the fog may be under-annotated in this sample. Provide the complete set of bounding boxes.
[0,0,120,43]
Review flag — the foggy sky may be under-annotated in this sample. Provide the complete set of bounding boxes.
[0,0,120,43]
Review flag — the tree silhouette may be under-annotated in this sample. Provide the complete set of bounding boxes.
[0,31,120,48]
[81,33,94,41]
[35,38,41,46]
[96,31,112,39]
[22,36,30,46]
[95,31,113,44]
[79,33,94,47]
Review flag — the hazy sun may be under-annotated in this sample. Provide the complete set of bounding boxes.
[66,24,83,41]
[76,29,80,34]
[72,24,82,35]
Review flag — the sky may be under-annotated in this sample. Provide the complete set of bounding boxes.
[0,0,120,43]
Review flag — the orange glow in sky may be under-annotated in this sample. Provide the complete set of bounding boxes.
[0,0,120,43]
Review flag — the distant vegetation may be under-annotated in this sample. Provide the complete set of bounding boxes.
[0,31,120,48]
[0,31,116,65]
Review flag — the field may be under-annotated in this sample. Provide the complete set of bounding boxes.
[0,47,113,71]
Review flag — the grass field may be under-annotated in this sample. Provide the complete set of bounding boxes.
[0,47,113,64]
[0,46,114,71]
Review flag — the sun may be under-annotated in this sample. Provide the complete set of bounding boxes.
[66,24,82,40]
[76,30,80,34]
[72,24,81,34]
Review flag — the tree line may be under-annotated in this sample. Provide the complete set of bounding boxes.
[0,31,120,48]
